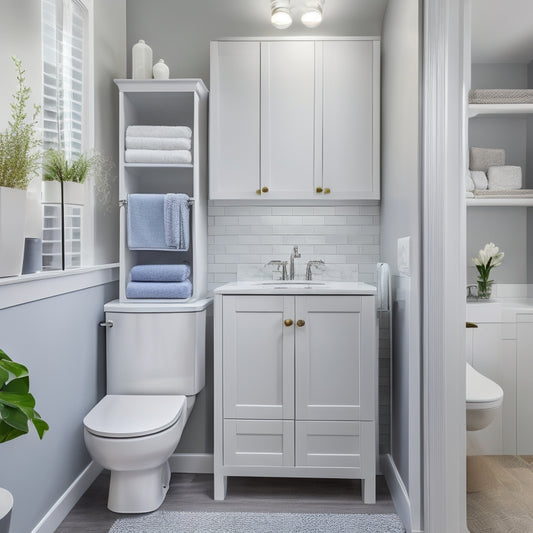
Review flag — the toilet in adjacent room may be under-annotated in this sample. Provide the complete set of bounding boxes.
[83,299,210,513]
[466,361,504,431]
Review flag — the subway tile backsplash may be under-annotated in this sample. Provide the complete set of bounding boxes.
[207,202,381,292]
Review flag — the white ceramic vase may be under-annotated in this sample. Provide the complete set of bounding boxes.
[41,181,85,206]
[132,40,153,80]
[0,488,13,533]
[0,187,27,278]
[153,59,170,80]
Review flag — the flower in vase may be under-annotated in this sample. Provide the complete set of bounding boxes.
[473,242,504,299]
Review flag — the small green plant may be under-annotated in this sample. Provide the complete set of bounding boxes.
[0,56,41,190]
[0,349,49,443]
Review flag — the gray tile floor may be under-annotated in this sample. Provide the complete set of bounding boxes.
[56,472,397,533]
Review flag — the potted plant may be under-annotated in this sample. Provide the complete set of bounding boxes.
[0,57,41,277]
[0,348,49,533]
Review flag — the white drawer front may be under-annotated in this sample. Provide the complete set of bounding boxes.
[224,419,294,467]
[295,420,374,470]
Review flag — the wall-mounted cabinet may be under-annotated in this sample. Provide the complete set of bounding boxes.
[209,38,380,201]
[115,79,208,302]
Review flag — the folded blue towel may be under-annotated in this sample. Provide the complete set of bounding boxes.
[126,279,192,299]
[127,194,167,250]
[164,193,190,251]
[130,264,191,282]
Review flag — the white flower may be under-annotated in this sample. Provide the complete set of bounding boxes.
[473,242,504,268]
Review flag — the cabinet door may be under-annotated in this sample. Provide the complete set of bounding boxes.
[295,295,375,421]
[517,317,533,454]
[261,41,315,199]
[319,40,378,199]
[223,295,294,419]
[210,41,260,199]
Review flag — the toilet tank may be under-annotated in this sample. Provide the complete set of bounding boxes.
[103,301,209,396]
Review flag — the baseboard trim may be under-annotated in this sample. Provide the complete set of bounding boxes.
[381,454,419,533]
[169,453,214,474]
[31,461,103,533]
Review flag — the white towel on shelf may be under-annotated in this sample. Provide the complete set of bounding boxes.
[125,136,191,150]
[125,149,192,164]
[471,170,488,190]
[465,170,475,192]
[469,147,506,172]
[487,165,522,190]
[126,125,192,139]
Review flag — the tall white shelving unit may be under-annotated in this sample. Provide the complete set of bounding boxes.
[115,79,208,302]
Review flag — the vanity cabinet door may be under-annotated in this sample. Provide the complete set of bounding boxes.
[222,295,295,420]
[295,295,375,421]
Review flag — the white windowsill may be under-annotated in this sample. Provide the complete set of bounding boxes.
[0,263,119,310]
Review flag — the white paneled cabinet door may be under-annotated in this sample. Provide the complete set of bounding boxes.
[261,41,315,199]
[319,40,378,199]
[210,41,260,199]
[517,316,533,454]
[295,296,374,421]
[222,295,295,420]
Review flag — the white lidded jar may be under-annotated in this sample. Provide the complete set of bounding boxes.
[153,59,170,80]
[132,40,153,79]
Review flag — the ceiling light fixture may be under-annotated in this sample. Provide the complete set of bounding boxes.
[271,0,293,30]
[301,0,324,28]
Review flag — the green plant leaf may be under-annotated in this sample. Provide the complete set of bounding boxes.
[0,420,27,443]
[0,359,28,380]
[0,404,29,433]
[0,349,12,362]
[0,367,8,387]
[4,376,29,394]
[0,391,36,421]
[32,418,49,439]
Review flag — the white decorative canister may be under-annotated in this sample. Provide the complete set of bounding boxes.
[132,40,153,79]
[153,59,170,80]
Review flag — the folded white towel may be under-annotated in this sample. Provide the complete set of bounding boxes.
[465,170,475,192]
[125,149,192,164]
[487,165,522,190]
[471,170,488,190]
[125,136,191,150]
[126,125,192,139]
[469,147,505,172]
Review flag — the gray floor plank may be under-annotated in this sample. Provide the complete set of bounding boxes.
[56,472,396,532]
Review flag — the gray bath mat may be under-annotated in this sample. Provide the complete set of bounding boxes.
[109,510,405,532]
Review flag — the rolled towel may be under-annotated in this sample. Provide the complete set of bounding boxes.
[164,193,190,251]
[130,264,191,282]
[126,136,191,150]
[126,279,192,299]
[465,170,475,192]
[126,125,192,139]
[469,147,505,172]
[487,165,522,191]
[471,170,488,190]
[125,149,192,164]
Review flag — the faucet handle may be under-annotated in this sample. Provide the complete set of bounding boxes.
[306,260,326,280]
[266,260,288,280]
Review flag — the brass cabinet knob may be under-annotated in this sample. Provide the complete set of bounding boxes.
[284,319,293,327]
[296,319,305,327]
[316,187,323,193]
[256,189,261,195]
[324,187,331,194]
[262,186,269,193]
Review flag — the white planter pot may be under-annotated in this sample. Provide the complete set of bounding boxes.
[0,187,27,278]
[0,488,13,533]
[41,181,86,206]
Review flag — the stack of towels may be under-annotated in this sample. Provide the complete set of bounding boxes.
[466,147,523,197]
[125,125,192,164]
[127,264,192,299]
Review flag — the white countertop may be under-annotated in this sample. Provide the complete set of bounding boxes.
[467,298,533,323]
[214,281,377,296]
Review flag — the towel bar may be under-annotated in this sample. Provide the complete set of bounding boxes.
[119,198,194,207]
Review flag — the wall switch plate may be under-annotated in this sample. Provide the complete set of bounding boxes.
[397,236,411,276]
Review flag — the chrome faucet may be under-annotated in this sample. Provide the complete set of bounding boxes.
[306,260,325,280]
[289,246,301,280]
[267,260,288,280]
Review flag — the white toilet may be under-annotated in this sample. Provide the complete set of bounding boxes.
[83,300,210,513]
[466,362,503,431]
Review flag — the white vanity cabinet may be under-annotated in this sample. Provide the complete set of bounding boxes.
[209,38,380,200]
[214,287,377,504]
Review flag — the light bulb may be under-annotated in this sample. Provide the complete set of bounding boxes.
[271,8,293,29]
[301,7,322,28]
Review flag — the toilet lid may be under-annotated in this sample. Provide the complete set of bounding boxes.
[466,363,504,404]
[83,395,185,438]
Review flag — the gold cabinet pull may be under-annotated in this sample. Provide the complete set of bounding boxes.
[316,187,323,193]
[284,319,293,327]
[466,321,478,328]
[262,186,269,193]
[296,319,305,327]
[256,189,261,195]
[324,187,331,194]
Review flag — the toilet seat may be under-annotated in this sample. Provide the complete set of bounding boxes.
[466,363,503,409]
[84,395,185,438]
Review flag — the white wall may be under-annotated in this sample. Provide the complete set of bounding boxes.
[380,0,422,531]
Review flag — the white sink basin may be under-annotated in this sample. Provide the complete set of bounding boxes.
[259,281,325,288]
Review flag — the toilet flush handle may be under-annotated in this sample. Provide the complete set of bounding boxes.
[99,320,113,328]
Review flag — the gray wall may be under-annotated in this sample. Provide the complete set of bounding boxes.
[380,0,422,530]
[0,282,118,533]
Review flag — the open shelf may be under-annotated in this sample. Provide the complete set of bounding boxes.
[467,197,533,207]
[469,103,533,118]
